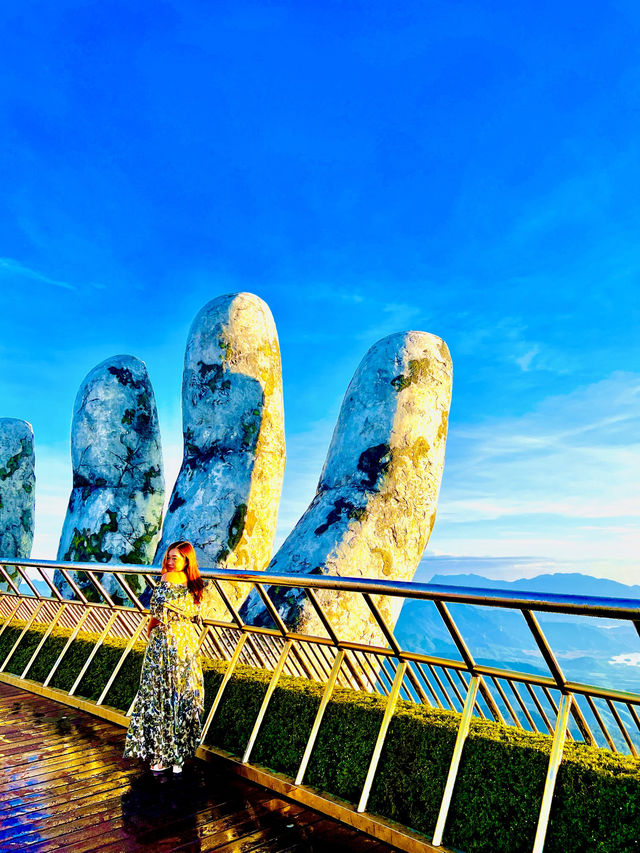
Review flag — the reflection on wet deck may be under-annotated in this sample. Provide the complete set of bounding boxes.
[0,682,397,852]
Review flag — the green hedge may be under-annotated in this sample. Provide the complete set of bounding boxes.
[1,620,638,852]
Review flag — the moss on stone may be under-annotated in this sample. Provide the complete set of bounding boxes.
[227,503,247,551]
[314,497,367,536]
[72,473,107,501]
[108,365,141,387]
[141,466,161,496]
[390,357,434,392]
[0,437,33,481]
[241,415,260,449]
[120,519,160,565]
[196,361,231,394]
[357,443,391,490]
[63,510,119,563]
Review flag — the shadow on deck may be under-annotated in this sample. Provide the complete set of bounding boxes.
[0,682,398,852]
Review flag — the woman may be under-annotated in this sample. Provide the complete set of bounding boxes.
[124,541,205,774]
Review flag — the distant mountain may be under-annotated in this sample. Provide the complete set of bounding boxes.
[394,572,640,694]
[425,572,640,600]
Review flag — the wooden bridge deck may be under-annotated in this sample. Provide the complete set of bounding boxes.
[0,682,398,852]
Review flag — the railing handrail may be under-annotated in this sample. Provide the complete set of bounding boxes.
[2,556,639,621]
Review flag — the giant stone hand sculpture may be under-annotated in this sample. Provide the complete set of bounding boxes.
[155,293,286,618]
[240,331,452,647]
[54,355,164,603]
[0,418,35,591]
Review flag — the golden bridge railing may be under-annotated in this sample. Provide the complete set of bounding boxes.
[0,557,638,853]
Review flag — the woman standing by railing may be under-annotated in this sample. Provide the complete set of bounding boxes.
[123,541,205,774]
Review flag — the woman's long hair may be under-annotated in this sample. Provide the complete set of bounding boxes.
[162,541,204,605]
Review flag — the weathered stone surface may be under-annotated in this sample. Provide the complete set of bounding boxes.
[0,419,35,590]
[156,293,286,619]
[55,356,164,603]
[241,331,452,647]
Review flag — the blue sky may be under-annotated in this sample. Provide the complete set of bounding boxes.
[1,1,638,584]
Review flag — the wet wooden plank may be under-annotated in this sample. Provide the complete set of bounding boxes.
[0,682,400,852]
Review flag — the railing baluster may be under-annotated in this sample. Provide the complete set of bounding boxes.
[242,639,293,764]
[432,675,480,847]
[44,607,92,687]
[508,679,538,732]
[295,649,345,785]
[525,682,555,735]
[491,676,522,728]
[21,602,68,679]
[606,698,638,758]
[585,694,617,751]
[0,601,46,671]
[532,693,572,853]
[357,660,407,813]
[69,611,120,696]
[199,633,249,743]
[95,616,147,705]
[0,598,26,638]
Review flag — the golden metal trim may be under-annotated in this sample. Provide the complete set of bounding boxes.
[199,632,249,744]
[0,671,129,726]
[43,607,92,687]
[242,639,292,764]
[0,600,45,671]
[606,698,638,758]
[532,692,572,853]
[295,649,345,785]
[96,616,146,705]
[20,602,68,679]
[432,675,480,847]
[0,598,25,637]
[69,610,119,696]
[198,744,445,853]
[357,660,407,813]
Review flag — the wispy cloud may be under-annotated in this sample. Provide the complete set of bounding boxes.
[0,257,76,292]
[515,345,539,372]
[430,372,640,579]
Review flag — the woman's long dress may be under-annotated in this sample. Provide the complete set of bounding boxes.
[123,581,204,765]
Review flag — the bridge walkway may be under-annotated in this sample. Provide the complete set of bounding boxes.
[0,682,397,853]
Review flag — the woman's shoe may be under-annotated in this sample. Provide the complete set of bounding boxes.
[151,762,168,772]
[172,764,183,774]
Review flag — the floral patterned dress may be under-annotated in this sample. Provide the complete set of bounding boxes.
[124,581,204,766]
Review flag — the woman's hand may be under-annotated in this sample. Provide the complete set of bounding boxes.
[147,617,161,638]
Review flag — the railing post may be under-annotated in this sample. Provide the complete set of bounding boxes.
[0,601,45,671]
[69,611,120,696]
[96,617,147,705]
[21,602,68,678]
[295,649,345,785]
[357,660,407,813]
[532,692,572,853]
[242,639,293,764]
[43,608,92,687]
[432,675,480,846]
[199,632,249,742]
